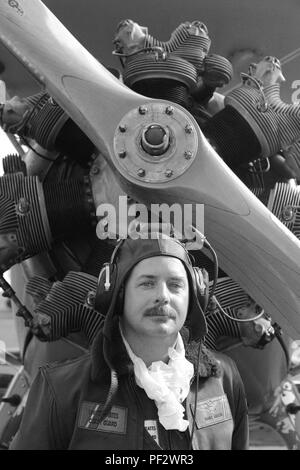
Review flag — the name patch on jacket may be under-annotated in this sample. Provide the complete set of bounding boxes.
[191,395,232,429]
[144,420,159,445]
[78,401,128,434]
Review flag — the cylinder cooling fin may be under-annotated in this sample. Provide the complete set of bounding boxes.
[26,272,102,343]
[0,166,96,271]
[268,182,300,238]
[123,53,198,91]
[0,173,52,271]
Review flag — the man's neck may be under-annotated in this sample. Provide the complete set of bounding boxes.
[120,326,178,367]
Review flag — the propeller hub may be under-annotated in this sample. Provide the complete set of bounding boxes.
[141,124,170,156]
[113,102,197,183]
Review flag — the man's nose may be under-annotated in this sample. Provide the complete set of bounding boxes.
[154,282,170,304]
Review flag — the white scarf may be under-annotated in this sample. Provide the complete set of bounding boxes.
[120,326,194,431]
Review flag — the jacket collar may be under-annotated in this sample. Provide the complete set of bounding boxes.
[91,315,221,383]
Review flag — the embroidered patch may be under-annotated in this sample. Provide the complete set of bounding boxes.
[191,395,232,429]
[78,401,127,434]
[144,420,159,445]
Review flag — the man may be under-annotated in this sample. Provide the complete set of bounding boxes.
[10,235,248,449]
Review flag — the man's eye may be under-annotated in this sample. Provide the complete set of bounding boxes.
[169,282,183,290]
[140,281,154,287]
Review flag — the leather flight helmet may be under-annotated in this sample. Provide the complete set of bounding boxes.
[95,234,208,342]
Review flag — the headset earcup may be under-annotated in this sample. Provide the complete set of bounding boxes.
[95,263,118,316]
[193,267,209,311]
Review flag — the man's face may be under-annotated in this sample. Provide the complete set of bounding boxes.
[121,256,189,340]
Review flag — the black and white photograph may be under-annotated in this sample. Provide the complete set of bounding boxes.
[0,0,300,454]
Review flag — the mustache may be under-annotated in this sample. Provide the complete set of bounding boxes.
[144,304,176,318]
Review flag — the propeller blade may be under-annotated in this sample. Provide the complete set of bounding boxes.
[102,103,300,338]
[114,123,300,338]
[0,0,146,159]
[0,1,299,337]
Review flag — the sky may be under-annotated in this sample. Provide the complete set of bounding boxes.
[0,79,21,172]
[0,128,20,175]
[0,128,19,348]
[0,129,18,287]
